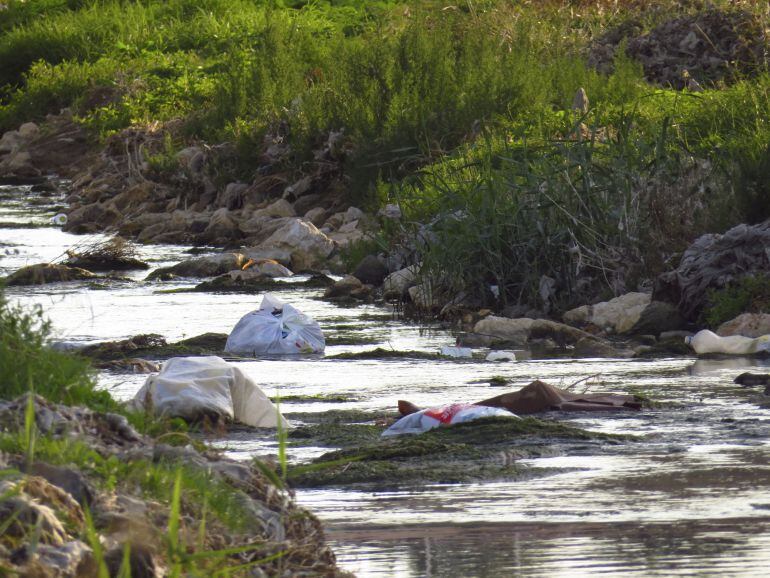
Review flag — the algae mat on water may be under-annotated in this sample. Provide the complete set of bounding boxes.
[288,416,630,488]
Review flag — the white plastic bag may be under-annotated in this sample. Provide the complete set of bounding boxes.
[685,329,770,355]
[381,403,516,437]
[224,293,325,355]
[131,356,288,428]
[486,350,516,362]
[439,346,473,358]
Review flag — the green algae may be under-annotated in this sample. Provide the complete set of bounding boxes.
[287,415,630,488]
[272,393,358,403]
[324,335,379,346]
[80,333,227,361]
[325,348,440,360]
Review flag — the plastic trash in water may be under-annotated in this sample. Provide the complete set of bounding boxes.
[225,293,325,355]
[439,345,473,358]
[486,350,516,362]
[685,329,770,355]
[131,356,288,428]
[382,403,517,436]
[50,213,67,226]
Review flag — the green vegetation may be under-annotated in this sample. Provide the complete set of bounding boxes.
[0,289,116,412]
[288,415,628,487]
[702,274,770,328]
[1,1,769,307]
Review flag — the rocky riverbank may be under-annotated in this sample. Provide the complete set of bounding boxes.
[0,394,348,577]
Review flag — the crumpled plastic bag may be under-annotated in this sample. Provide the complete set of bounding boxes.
[381,403,516,437]
[131,356,288,428]
[686,329,770,355]
[224,293,325,355]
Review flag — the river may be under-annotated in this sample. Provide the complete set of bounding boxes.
[2,183,769,577]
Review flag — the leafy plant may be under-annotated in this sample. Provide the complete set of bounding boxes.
[702,274,770,328]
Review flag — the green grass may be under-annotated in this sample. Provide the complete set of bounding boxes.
[1,0,770,311]
[0,289,117,412]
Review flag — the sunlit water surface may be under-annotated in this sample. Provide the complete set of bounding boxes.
[2,185,769,577]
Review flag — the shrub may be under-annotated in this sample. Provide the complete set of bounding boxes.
[702,275,770,329]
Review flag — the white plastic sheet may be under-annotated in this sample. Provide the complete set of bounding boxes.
[224,293,325,355]
[381,403,516,437]
[131,356,288,428]
[686,329,770,355]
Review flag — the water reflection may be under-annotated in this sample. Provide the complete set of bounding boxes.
[330,520,770,577]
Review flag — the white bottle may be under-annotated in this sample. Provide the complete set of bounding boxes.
[685,329,769,355]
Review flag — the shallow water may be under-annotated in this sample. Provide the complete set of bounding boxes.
[2,186,769,577]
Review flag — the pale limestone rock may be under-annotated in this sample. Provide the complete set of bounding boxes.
[251,198,296,219]
[564,292,652,334]
[383,265,419,297]
[304,207,327,227]
[473,316,534,345]
[717,313,770,338]
[258,218,334,271]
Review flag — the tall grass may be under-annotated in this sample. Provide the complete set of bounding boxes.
[395,79,763,309]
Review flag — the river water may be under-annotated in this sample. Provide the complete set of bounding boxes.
[2,184,769,577]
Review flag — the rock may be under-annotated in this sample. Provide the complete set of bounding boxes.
[245,259,293,277]
[240,215,293,239]
[572,337,624,358]
[717,313,770,338]
[378,203,402,219]
[344,206,365,224]
[408,283,440,310]
[282,175,312,200]
[352,254,388,286]
[660,330,693,341]
[176,146,206,175]
[629,301,684,336]
[0,479,71,547]
[734,372,770,387]
[0,149,37,176]
[293,193,322,217]
[94,358,160,373]
[105,543,156,578]
[328,226,365,248]
[251,198,296,219]
[562,305,589,325]
[473,316,593,347]
[257,218,335,271]
[304,207,327,227]
[529,319,596,346]
[195,268,275,291]
[323,212,345,231]
[654,220,770,320]
[199,207,240,243]
[18,122,40,139]
[65,202,116,232]
[4,263,97,286]
[473,316,533,345]
[23,463,94,506]
[563,292,652,334]
[146,253,248,280]
[324,275,369,300]
[382,265,419,298]
[243,247,293,267]
[35,541,92,576]
[0,129,23,154]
